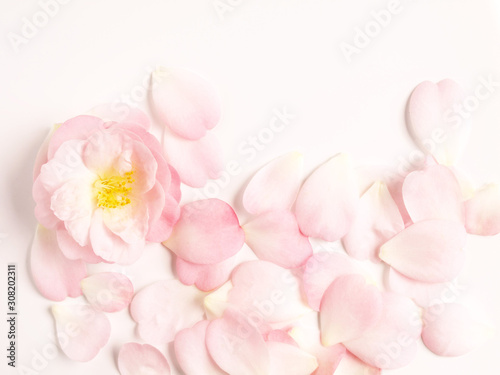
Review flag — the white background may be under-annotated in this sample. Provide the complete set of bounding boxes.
[1,0,500,374]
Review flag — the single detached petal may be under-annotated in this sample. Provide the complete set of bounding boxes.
[243,152,303,215]
[176,255,236,292]
[243,210,312,269]
[406,79,469,165]
[334,352,381,375]
[162,129,223,187]
[31,225,87,301]
[174,320,226,375]
[320,274,383,346]
[403,165,464,223]
[51,303,110,362]
[343,181,404,262]
[295,154,359,241]
[130,280,205,345]
[152,66,221,140]
[118,343,171,375]
[379,220,467,282]
[81,272,134,313]
[265,329,299,346]
[302,252,360,311]
[422,302,492,357]
[465,183,500,236]
[344,292,422,369]
[206,308,270,375]
[268,341,318,375]
[164,199,244,265]
[228,260,311,325]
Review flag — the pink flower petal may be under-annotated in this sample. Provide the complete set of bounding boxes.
[228,260,311,325]
[295,154,359,241]
[145,184,180,243]
[406,79,469,165]
[403,165,464,223]
[30,225,87,301]
[243,210,312,269]
[343,181,404,262]
[312,344,346,375]
[33,125,56,180]
[118,343,171,375]
[162,129,223,187]
[465,183,500,236]
[302,252,360,311]
[33,177,60,229]
[81,272,134,313]
[334,352,381,375]
[174,320,226,375]
[343,292,422,369]
[206,308,270,375]
[87,104,151,130]
[130,280,205,345]
[267,341,318,375]
[243,152,303,215]
[164,199,244,265]
[320,275,383,346]
[152,66,221,140]
[51,303,110,362]
[176,255,236,292]
[422,302,492,356]
[379,220,466,282]
[56,229,103,263]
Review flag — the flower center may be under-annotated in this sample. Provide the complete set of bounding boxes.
[94,171,134,209]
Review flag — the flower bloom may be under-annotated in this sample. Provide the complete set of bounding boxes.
[33,113,180,265]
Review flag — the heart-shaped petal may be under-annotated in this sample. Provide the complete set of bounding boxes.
[464,183,500,236]
[81,272,134,312]
[176,255,237,292]
[118,342,171,375]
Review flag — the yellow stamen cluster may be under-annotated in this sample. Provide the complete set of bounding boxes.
[95,171,135,209]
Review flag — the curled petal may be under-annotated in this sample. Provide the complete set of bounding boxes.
[176,255,236,292]
[295,154,359,241]
[243,152,303,215]
[51,303,110,362]
[343,181,404,262]
[243,210,312,269]
[118,342,171,375]
[465,183,500,236]
[56,228,103,264]
[31,225,87,301]
[406,79,469,165]
[334,352,381,375]
[81,272,134,312]
[379,220,466,282]
[174,320,226,375]
[403,165,464,223]
[152,66,221,140]
[320,275,383,346]
[130,280,205,345]
[268,341,318,375]
[164,199,244,265]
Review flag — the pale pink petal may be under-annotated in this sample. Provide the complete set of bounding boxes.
[334,352,381,375]
[30,225,87,301]
[162,129,223,187]
[243,152,303,215]
[146,188,180,243]
[320,275,383,346]
[422,302,492,356]
[403,165,464,223]
[406,79,469,165]
[344,292,422,369]
[152,66,221,140]
[379,220,466,282]
[90,209,145,265]
[343,181,404,262]
[302,252,360,311]
[168,165,181,202]
[265,330,298,346]
[33,177,60,229]
[312,344,346,375]
[33,124,57,180]
[87,104,151,130]
[56,229,103,264]
[465,183,500,236]
[118,343,171,375]
[81,272,134,313]
[228,260,311,325]
[102,197,149,245]
[130,280,205,345]
[206,308,270,375]
[51,303,110,362]
[243,210,312,269]
[176,255,236,292]
[267,341,318,375]
[164,199,244,264]
[295,154,359,241]
[174,320,226,375]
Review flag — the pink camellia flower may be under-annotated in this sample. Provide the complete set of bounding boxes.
[32,111,180,300]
